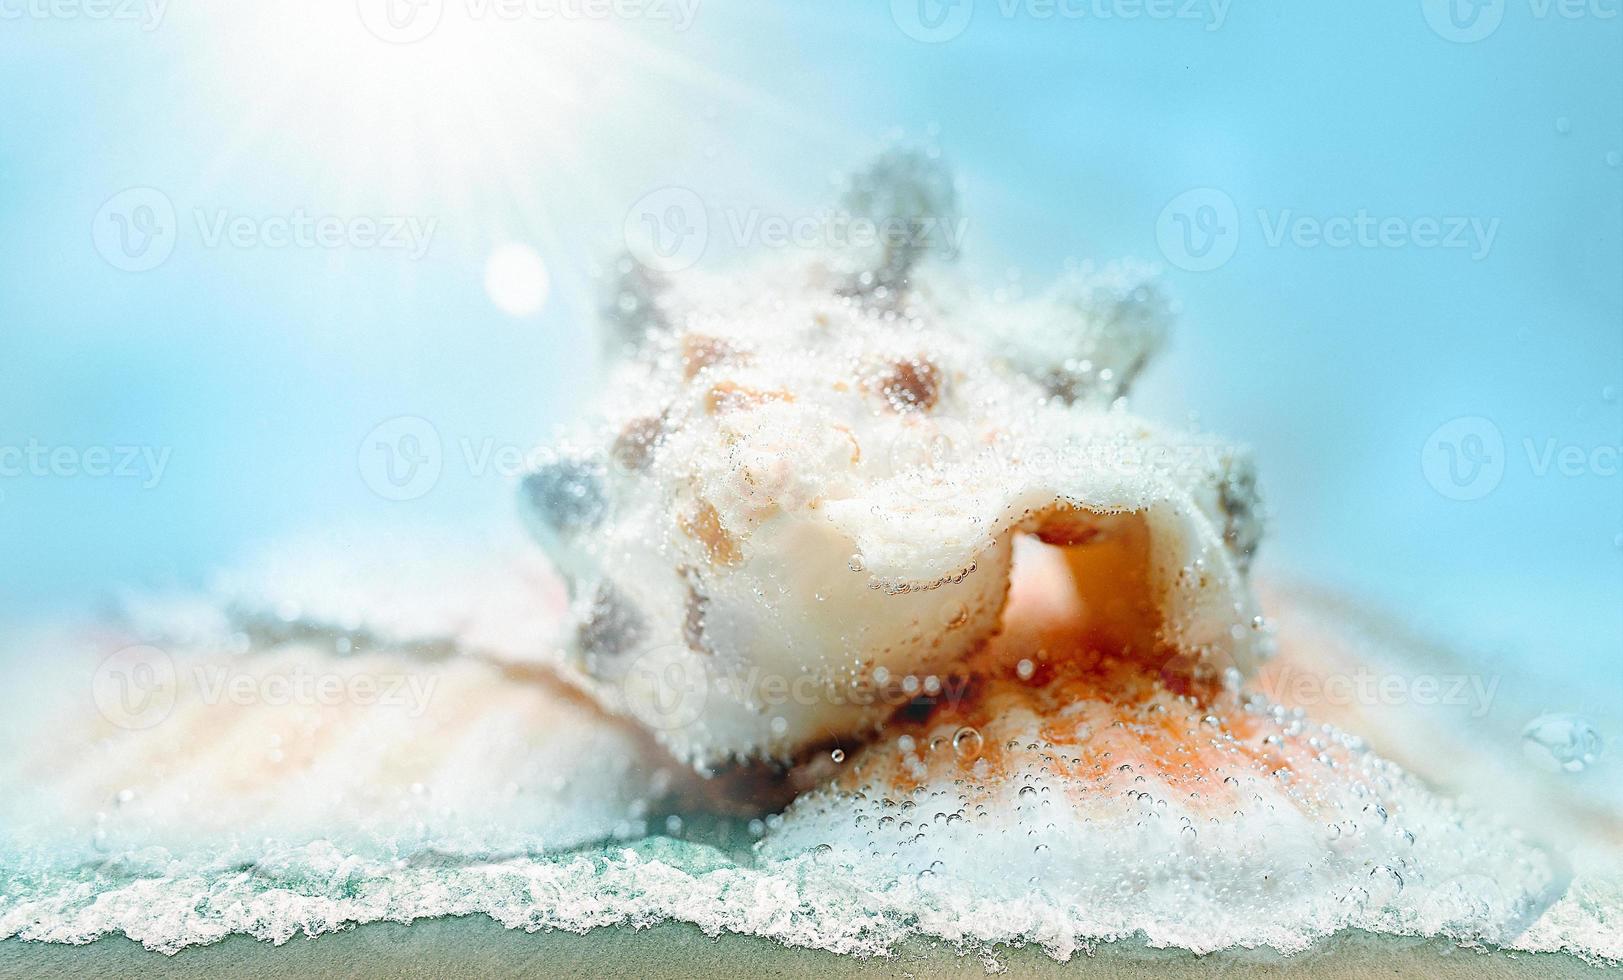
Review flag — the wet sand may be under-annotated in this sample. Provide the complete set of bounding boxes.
[2,919,1611,980]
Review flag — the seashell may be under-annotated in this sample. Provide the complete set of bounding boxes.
[522,153,1267,773]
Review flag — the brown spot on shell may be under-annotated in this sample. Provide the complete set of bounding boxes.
[611,415,666,472]
[705,381,792,415]
[679,497,742,566]
[878,357,941,413]
[681,334,739,380]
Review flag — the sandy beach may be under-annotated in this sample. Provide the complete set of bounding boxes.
[3,919,1616,980]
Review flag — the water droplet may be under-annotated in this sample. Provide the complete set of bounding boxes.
[1368,865,1404,903]
[952,726,984,761]
[831,748,846,763]
[847,554,865,573]
[1522,713,1603,772]
[1016,659,1035,681]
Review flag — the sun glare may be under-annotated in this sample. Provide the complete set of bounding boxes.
[483,242,551,315]
[180,0,736,263]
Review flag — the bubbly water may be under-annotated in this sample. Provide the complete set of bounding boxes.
[0,536,1617,966]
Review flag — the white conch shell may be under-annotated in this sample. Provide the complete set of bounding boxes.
[523,154,1266,772]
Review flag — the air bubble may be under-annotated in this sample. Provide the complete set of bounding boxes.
[952,726,984,761]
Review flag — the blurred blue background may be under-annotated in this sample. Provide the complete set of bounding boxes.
[0,0,1618,704]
